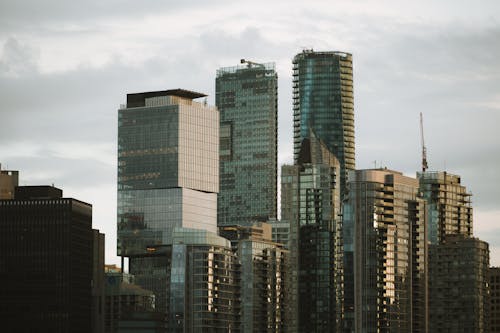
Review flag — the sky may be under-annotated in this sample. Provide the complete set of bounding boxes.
[1,0,499,265]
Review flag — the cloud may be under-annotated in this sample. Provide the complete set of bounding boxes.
[0,37,39,77]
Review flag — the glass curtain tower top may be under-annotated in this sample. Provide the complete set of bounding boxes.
[293,50,354,196]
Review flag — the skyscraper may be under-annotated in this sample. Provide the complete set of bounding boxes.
[343,169,428,332]
[117,89,219,256]
[418,171,473,244]
[118,89,232,325]
[0,185,99,333]
[281,134,342,332]
[216,61,278,226]
[292,50,354,196]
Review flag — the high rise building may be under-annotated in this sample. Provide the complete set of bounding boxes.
[92,229,106,333]
[429,235,489,332]
[281,134,342,332]
[117,89,240,331]
[167,228,239,332]
[343,169,428,332]
[418,171,473,244]
[0,185,98,333]
[490,267,500,332]
[220,222,289,333]
[216,61,278,226]
[292,50,354,196]
[117,89,219,256]
[0,163,18,199]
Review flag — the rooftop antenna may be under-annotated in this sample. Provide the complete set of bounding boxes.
[420,112,429,172]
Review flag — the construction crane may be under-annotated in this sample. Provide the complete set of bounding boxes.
[420,112,429,172]
[240,59,265,68]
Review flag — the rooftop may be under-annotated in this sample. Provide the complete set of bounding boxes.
[126,89,207,108]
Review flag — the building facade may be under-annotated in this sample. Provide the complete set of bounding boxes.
[168,228,239,332]
[104,269,156,333]
[269,219,290,249]
[92,230,106,333]
[292,50,354,196]
[491,267,500,332]
[428,235,489,332]
[281,134,342,332]
[343,169,428,332]
[117,89,219,256]
[216,61,278,226]
[418,171,473,244]
[0,186,96,333]
[220,223,289,333]
[0,163,18,199]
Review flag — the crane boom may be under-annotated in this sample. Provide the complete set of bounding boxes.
[240,59,265,68]
[420,112,428,172]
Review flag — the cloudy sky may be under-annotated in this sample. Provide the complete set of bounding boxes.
[1,0,499,265]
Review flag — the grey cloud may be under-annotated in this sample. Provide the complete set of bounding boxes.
[0,0,231,33]
[0,38,39,76]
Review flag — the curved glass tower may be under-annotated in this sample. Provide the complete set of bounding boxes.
[293,50,354,196]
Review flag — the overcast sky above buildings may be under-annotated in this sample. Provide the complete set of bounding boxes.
[1,0,499,265]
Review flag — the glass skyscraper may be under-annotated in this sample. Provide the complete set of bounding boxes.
[216,61,278,226]
[117,89,219,256]
[293,50,354,196]
[281,134,342,333]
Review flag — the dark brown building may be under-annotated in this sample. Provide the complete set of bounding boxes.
[491,267,500,332]
[0,185,96,333]
[93,230,106,333]
[429,235,490,332]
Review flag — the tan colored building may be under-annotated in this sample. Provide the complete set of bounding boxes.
[0,163,18,199]
[344,169,428,332]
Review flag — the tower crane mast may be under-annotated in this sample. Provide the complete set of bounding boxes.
[420,112,429,172]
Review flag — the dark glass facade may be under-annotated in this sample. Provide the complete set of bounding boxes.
[104,269,156,332]
[0,186,93,333]
[216,62,278,226]
[429,235,489,332]
[167,228,239,332]
[343,170,428,332]
[490,267,500,332]
[293,50,354,197]
[281,135,342,332]
[418,171,473,244]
